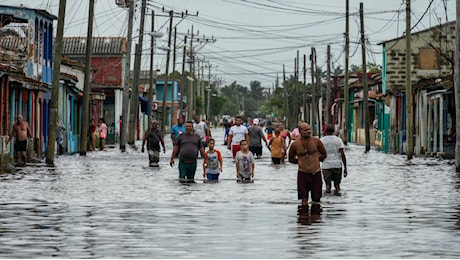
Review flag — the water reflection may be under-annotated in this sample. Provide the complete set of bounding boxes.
[297,204,321,225]
[0,132,460,258]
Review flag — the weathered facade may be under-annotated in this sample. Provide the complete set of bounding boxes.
[62,37,126,144]
[0,5,57,164]
[380,21,455,157]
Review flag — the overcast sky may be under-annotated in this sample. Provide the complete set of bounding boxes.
[3,0,456,89]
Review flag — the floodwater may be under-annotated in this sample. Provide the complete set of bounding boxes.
[0,128,459,258]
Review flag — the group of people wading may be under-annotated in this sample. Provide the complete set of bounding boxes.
[141,115,348,206]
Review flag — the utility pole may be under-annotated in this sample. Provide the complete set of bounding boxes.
[45,0,66,165]
[79,0,94,156]
[128,0,147,145]
[283,64,288,127]
[315,51,321,138]
[406,0,413,159]
[326,44,331,124]
[179,35,187,119]
[160,10,174,136]
[453,0,460,171]
[293,51,299,127]
[147,9,155,127]
[207,64,212,121]
[120,0,134,152]
[196,59,200,116]
[170,26,177,127]
[360,2,370,152]
[201,59,205,118]
[310,48,317,136]
[187,26,194,120]
[303,54,307,122]
[344,0,350,144]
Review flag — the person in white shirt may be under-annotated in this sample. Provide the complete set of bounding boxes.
[320,124,348,194]
[193,115,211,148]
[227,116,249,159]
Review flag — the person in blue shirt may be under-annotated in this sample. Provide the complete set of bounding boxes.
[224,122,231,145]
[170,117,186,146]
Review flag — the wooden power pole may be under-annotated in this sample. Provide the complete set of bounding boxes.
[310,47,317,136]
[179,35,187,118]
[454,0,460,171]
[344,0,350,144]
[79,0,94,156]
[170,27,177,126]
[360,2,370,152]
[187,26,194,120]
[326,44,331,124]
[160,10,174,136]
[283,64,288,127]
[128,0,147,145]
[120,0,134,152]
[46,0,67,165]
[147,9,155,127]
[406,0,414,159]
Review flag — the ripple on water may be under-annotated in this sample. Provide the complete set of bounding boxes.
[0,134,459,258]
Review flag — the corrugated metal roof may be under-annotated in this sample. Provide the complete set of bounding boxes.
[62,37,126,56]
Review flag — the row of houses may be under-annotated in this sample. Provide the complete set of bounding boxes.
[317,20,455,158]
[0,4,456,165]
[0,5,179,166]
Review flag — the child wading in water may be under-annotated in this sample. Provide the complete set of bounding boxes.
[268,128,286,165]
[235,139,255,183]
[203,139,223,182]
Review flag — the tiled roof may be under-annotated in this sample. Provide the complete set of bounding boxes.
[62,37,126,56]
[0,36,27,52]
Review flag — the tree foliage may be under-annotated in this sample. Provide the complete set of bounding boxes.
[350,63,382,73]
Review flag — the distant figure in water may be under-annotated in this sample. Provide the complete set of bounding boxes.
[170,121,207,182]
[235,139,255,183]
[203,139,223,182]
[320,124,347,195]
[142,120,166,167]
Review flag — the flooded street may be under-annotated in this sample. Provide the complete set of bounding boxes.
[1,128,459,258]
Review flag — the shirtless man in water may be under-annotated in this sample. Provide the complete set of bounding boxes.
[6,115,33,165]
[288,123,327,206]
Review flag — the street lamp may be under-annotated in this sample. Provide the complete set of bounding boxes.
[132,31,164,39]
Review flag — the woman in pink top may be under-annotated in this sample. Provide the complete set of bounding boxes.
[291,120,303,141]
[278,122,291,162]
[98,118,108,151]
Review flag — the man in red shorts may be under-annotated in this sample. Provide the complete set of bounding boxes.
[288,123,327,206]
